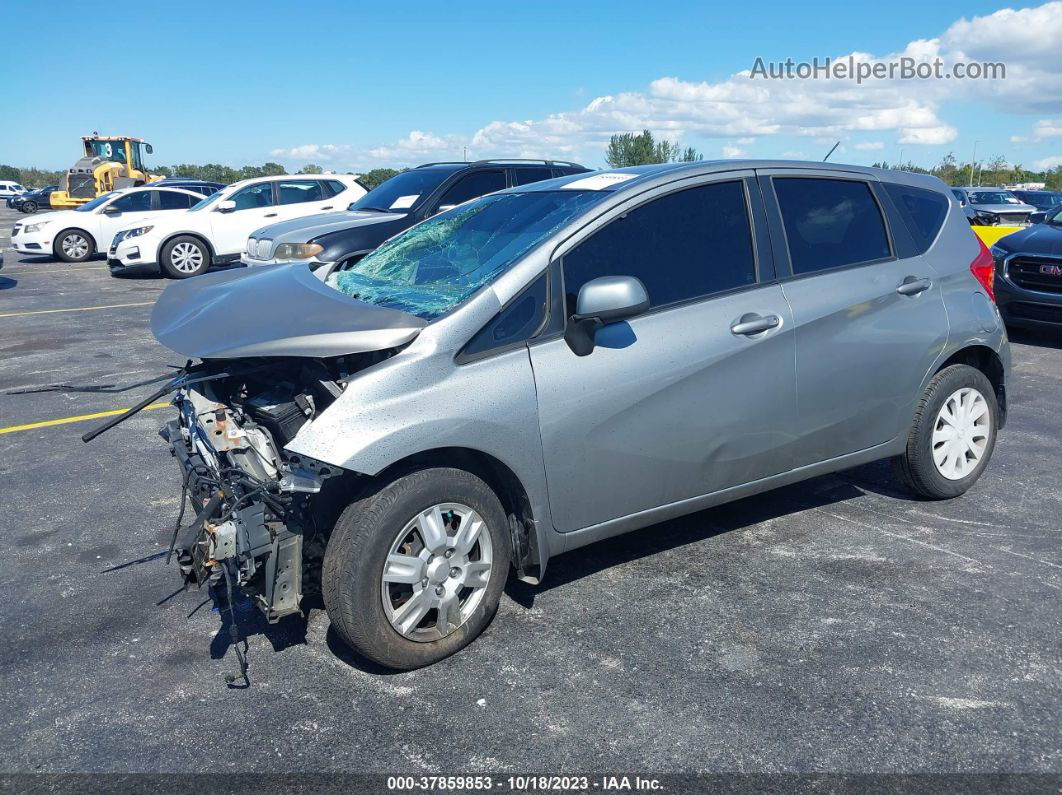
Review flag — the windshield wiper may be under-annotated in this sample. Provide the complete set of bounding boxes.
[353,206,392,213]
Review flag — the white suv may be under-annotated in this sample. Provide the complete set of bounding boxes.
[109,175,367,278]
[11,185,210,262]
[0,181,27,199]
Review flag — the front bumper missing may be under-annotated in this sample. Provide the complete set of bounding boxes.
[163,412,316,624]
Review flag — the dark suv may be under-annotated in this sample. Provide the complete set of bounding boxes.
[242,159,588,269]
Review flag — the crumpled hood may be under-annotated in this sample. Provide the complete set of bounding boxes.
[253,211,409,248]
[151,263,427,359]
[996,222,1062,255]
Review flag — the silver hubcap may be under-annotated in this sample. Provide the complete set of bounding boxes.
[62,234,88,258]
[170,242,204,273]
[932,387,991,480]
[381,503,493,642]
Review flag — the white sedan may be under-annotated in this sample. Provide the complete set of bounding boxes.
[109,175,366,278]
[11,185,211,263]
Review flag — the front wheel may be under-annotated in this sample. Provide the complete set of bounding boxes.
[894,364,999,499]
[160,235,210,278]
[53,229,94,262]
[21,200,37,214]
[323,468,511,669]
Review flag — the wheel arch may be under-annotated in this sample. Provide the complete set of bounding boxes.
[367,446,544,584]
[934,345,1007,427]
[54,226,97,254]
[158,230,216,264]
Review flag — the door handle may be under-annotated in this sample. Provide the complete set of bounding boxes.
[896,276,932,296]
[730,313,781,336]
[264,212,278,218]
[321,205,334,210]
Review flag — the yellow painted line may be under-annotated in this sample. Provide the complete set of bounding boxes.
[0,402,171,434]
[0,301,153,318]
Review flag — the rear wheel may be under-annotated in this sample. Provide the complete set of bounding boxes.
[53,229,94,262]
[894,364,998,499]
[323,467,511,670]
[160,235,210,278]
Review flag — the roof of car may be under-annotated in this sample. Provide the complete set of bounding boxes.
[221,173,359,190]
[508,159,949,196]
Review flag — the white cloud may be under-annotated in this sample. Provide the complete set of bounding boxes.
[854,141,885,150]
[278,3,1062,169]
[722,146,745,158]
[1034,155,1062,170]
[269,143,349,161]
[367,130,457,164]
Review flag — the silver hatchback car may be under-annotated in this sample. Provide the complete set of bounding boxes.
[131,161,1009,671]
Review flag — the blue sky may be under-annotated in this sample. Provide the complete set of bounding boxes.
[4,0,1060,173]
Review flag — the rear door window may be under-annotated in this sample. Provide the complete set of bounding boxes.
[773,177,891,275]
[158,190,195,210]
[513,167,554,186]
[278,180,325,204]
[883,183,949,254]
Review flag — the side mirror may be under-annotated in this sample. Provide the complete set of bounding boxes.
[564,275,649,356]
[145,144,153,154]
[103,206,121,215]
[217,199,237,212]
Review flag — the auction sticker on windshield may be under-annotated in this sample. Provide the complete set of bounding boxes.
[390,195,419,209]
[561,172,638,190]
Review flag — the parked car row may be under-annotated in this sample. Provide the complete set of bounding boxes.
[7,184,57,212]
[107,161,587,278]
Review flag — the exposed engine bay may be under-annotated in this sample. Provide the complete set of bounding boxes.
[159,354,390,622]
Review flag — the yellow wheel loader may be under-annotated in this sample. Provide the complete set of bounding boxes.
[49,135,159,209]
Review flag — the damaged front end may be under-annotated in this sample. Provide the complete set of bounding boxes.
[161,355,385,622]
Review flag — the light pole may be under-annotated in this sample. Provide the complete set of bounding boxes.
[968,140,980,187]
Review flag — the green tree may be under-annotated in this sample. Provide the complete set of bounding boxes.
[605,130,702,167]
[297,163,324,174]
[0,164,21,182]
[358,167,400,189]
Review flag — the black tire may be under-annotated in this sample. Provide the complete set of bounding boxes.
[21,200,37,214]
[53,229,95,262]
[160,235,211,278]
[894,364,999,500]
[323,467,511,670]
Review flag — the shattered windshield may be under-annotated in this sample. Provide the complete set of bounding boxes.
[327,190,603,320]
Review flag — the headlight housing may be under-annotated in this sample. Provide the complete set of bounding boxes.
[274,242,324,260]
[114,226,154,244]
[24,219,52,233]
[989,245,1007,263]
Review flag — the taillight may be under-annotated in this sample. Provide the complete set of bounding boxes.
[970,237,996,302]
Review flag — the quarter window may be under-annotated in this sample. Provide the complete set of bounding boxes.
[230,183,275,210]
[278,180,324,204]
[773,178,891,275]
[438,170,506,209]
[325,179,347,196]
[108,191,152,212]
[562,180,757,312]
[158,190,194,210]
[462,272,548,358]
[883,183,949,255]
[513,167,554,186]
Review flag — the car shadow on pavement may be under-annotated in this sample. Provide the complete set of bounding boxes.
[505,463,900,608]
[1007,326,1062,350]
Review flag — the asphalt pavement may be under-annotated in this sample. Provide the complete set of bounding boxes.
[0,204,1059,781]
